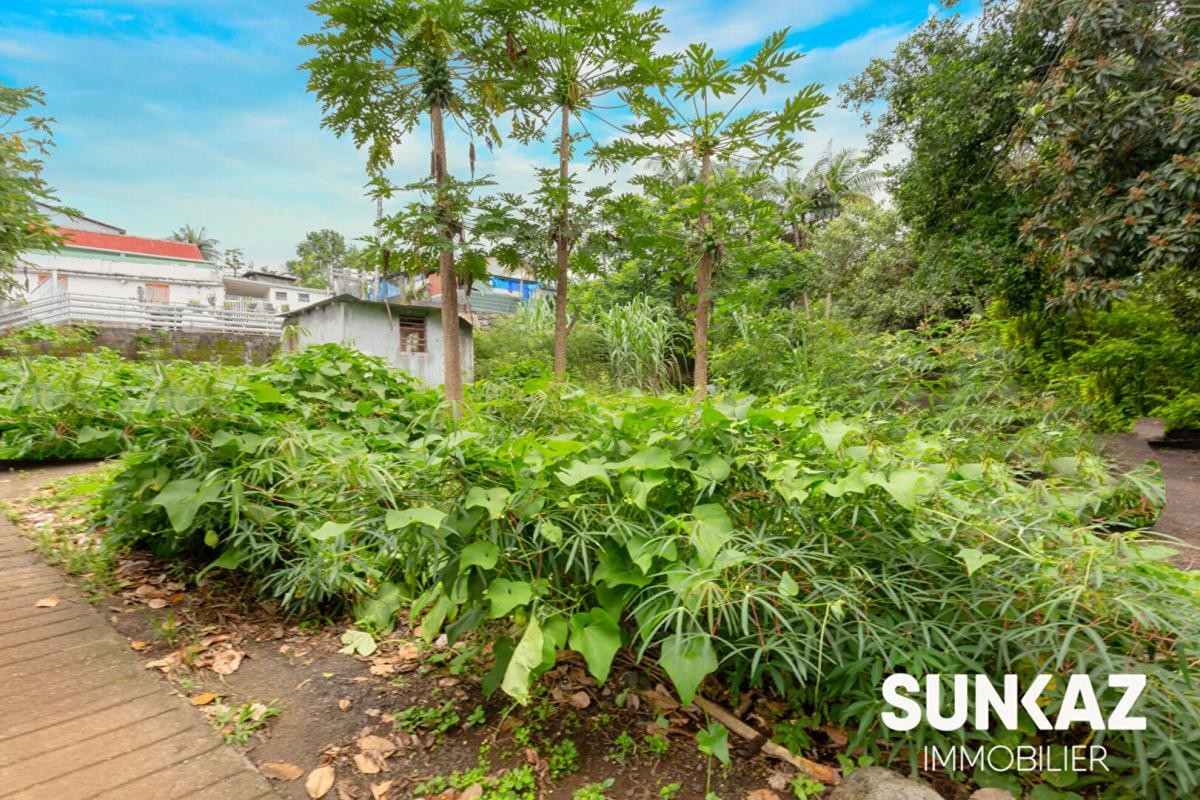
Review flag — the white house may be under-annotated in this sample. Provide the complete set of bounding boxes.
[223,270,330,315]
[281,295,473,387]
[3,210,328,336]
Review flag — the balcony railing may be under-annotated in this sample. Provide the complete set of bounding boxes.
[0,293,281,336]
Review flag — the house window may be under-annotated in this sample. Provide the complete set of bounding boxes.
[144,283,170,304]
[298,293,310,303]
[397,316,427,353]
[275,290,288,301]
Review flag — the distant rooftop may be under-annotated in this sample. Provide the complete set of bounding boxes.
[35,202,125,236]
[240,270,298,284]
[60,228,206,262]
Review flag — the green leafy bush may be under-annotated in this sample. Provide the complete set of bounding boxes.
[2,334,1196,798]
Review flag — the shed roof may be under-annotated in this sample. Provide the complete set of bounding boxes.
[280,293,473,328]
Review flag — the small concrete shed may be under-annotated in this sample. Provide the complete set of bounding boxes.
[281,294,473,387]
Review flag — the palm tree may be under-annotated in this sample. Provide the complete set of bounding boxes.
[167,225,221,262]
[806,145,882,222]
[771,146,882,316]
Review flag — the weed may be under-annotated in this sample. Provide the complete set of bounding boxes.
[572,779,615,800]
[608,731,637,764]
[394,700,460,738]
[789,776,826,800]
[151,611,179,646]
[659,784,682,798]
[644,733,671,758]
[464,704,486,728]
[545,739,579,780]
[211,701,279,746]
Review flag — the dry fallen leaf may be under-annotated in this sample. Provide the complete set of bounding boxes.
[567,690,591,710]
[352,751,385,775]
[130,640,151,651]
[305,764,336,799]
[370,780,394,800]
[745,791,781,800]
[145,651,182,670]
[458,785,483,800]
[368,663,395,677]
[260,761,304,781]
[766,771,793,792]
[357,735,397,756]
[145,598,168,609]
[396,642,421,660]
[209,648,244,675]
[642,686,680,712]
[34,596,59,608]
[339,697,352,711]
[190,692,218,706]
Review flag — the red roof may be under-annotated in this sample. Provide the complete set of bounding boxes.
[60,228,206,261]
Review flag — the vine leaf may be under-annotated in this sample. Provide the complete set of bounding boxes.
[339,629,377,657]
[659,633,717,705]
[501,617,544,704]
[150,478,224,533]
[556,459,612,489]
[309,520,354,542]
[386,506,447,530]
[957,547,999,576]
[487,578,532,618]
[697,721,730,766]
[691,503,734,566]
[460,540,500,570]
[465,486,512,519]
[568,608,622,684]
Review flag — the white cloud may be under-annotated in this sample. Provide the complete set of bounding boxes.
[651,0,871,53]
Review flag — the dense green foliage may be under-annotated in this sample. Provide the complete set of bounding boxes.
[2,333,1196,797]
[0,83,65,295]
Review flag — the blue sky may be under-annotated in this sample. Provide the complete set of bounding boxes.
[0,1,975,266]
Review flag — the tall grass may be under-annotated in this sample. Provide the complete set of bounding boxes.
[595,296,687,392]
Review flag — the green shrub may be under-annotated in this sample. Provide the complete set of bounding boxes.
[3,331,1197,798]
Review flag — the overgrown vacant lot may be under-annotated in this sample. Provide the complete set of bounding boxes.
[3,323,1198,800]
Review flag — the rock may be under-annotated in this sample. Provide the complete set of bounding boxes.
[969,791,1014,800]
[827,767,945,800]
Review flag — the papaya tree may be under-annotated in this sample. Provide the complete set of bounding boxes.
[595,32,826,397]
[301,0,505,408]
[500,0,670,377]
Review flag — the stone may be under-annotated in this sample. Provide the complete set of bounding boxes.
[827,767,945,800]
[969,791,1014,800]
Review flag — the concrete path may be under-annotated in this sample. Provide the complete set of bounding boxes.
[0,464,280,800]
[1105,419,1200,571]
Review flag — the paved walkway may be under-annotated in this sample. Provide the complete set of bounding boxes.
[1105,419,1200,570]
[0,464,280,800]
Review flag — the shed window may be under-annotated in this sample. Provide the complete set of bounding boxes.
[397,315,427,353]
[298,293,310,303]
[275,290,288,301]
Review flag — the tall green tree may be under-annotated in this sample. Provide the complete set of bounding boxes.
[302,0,505,408]
[504,0,670,377]
[286,228,363,288]
[167,224,222,262]
[1008,0,1200,320]
[843,3,1051,314]
[596,32,826,397]
[1,84,65,296]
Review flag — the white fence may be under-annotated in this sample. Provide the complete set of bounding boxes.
[0,293,281,336]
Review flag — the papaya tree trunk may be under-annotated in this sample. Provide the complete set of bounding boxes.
[430,100,463,410]
[553,104,570,378]
[693,151,714,400]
